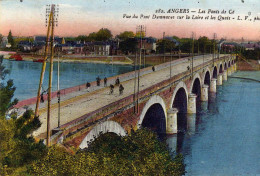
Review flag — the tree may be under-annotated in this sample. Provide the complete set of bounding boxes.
[7,30,14,48]
[0,118,15,175]
[95,28,112,41]
[117,31,135,40]
[0,56,45,175]
[29,128,186,176]
[179,38,193,54]
[0,57,18,116]
[76,35,88,42]
[0,34,3,45]
[198,36,210,54]
[88,32,97,41]
[172,36,180,41]
[119,38,138,54]
[156,39,176,54]
[135,31,146,38]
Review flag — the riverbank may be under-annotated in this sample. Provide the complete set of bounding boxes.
[1,51,185,65]
[23,55,134,65]
[237,58,260,71]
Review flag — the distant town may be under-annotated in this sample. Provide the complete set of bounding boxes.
[1,28,260,62]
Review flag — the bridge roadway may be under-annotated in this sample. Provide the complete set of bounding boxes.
[29,54,227,138]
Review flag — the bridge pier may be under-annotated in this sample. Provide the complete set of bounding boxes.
[231,65,234,74]
[223,70,228,81]
[187,114,196,135]
[227,67,232,76]
[201,84,209,101]
[234,63,237,71]
[188,93,197,114]
[209,78,217,93]
[217,74,223,85]
[166,108,178,134]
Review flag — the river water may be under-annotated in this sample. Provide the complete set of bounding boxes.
[167,71,260,175]
[2,60,260,175]
[2,59,135,100]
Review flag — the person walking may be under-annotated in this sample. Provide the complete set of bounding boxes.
[115,77,120,86]
[119,84,124,95]
[96,76,101,86]
[86,82,91,91]
[104,77,107,87]
[110,84,114,94]
[152,66,155,72]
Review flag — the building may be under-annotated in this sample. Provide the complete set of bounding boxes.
[17,41,33,52]
[136,37,157,54]
[0,37,9,48]
[93,41,110,56]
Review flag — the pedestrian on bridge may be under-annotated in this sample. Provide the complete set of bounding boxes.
[115,77,120,86]
[110,84,114,94]
[86,82,91,92]
[104,77,107,87]
[40,87,48,103]
[96,76,101,86]
[119,84,124,95]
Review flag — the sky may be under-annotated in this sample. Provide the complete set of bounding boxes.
[1,0,260,40]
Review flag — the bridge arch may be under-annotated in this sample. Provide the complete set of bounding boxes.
[212,66,218,79]
[171,81,188,132]
[79,121,127,149]
[228,61,231,67]
[202,67,211,86]
[138,95,167,134]
[218,62,223,74]
[190,73,201,93]
[224,62,227,70]
[170,81,188,109]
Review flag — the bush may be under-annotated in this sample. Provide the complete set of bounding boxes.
[29,128,185,176]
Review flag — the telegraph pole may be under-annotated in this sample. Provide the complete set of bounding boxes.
[170,42,172,91]
[133,51,137,113]
[213,33,217,66]
[163,32,165,63]
[35,4,59,146]
[47,8,55,146]
[136,25,146,113]
[57,52,61,127]
[35,6,52,118]
[191,32,195,80]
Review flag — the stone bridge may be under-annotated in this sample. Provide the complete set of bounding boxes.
[50,54,237,149]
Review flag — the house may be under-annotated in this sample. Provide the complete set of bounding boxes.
[137,37,157,54]
[242,42,260,50]
[93,41,110,56]
[0,37,8,48]
[55,41,84,55]
[34,35,64,45]
[17,41,33,52]
[221,42,238,52]
[83,42,95,55]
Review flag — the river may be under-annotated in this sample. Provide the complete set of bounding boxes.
[167,71,260,175]
[2,59,136,100]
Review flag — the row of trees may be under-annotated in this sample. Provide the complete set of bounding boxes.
[2,29,231,56]
[71,28,113,42]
